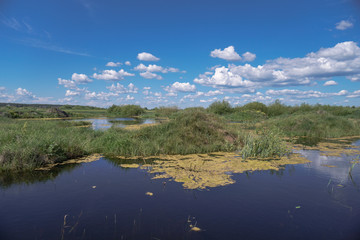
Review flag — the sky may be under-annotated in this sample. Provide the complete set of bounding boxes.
[0,0,360,108]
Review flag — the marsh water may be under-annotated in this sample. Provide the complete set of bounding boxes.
[0,141,359,240]
[73,118,156,130]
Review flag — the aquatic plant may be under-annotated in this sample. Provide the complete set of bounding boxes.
[240,128,290,159]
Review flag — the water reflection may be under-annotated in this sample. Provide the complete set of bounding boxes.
[73,118,156,130]
[0,164,80,189]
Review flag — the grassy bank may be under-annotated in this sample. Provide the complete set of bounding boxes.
[0,118,98,171]
[0,110,242,171]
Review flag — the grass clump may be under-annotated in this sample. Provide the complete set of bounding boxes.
[0,118,98,171]
[92,109,240,157]
[240,128,290,159]
[107,104,145,117]
[264,112,360,138]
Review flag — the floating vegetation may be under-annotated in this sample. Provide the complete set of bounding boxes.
[293,138,360,157]
[117,152,310,189]
[36,154,102,171]
[321,164,337,168]
[120,163,140,168]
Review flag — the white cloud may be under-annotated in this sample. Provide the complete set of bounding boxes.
[196,42,360,91]
[335,20,353,30]
[16,88,36,99]
[106,62,122,67]
[143,86,151,90]
[106,83,138,93]
[194,66,256,89]
[0,87,5,92]
[210,46,241,61]
[164,82,196,93]
[347,90,360,98]
[323,80,338,86]
[134,64,181,75]
[347,74,360,82]
[125,61,131,66]
[140,71,163,80]
[65,90,81,96]
[137,52,160,61]
[242,52,256,62]
[85,91,118,101]
[126,95,135,100]
[58,78,77,89]
[266,89,348,99]
[71,73,92,83]
[93,69,134,81]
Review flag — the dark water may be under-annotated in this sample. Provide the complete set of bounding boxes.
[0,143,359,240]
[73,118,156,130]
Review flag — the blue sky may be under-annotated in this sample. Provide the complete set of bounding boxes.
[0,0,359,108]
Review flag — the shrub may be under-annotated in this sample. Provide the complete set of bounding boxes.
[107,104,145,117]
[207,100,233,115]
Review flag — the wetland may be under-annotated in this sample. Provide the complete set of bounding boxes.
[0,102,360,239]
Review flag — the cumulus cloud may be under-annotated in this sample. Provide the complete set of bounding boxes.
[126,95,135,100]
[266,89,348,99]
[164,82,196,93]
[0,86,5,92]
[137,52,160,61]
[323,80,338,86]
[106,61,122,67]
[335,20,353,30]
[140,71,163,80]
[93,69,134,81]
[210,46,241,61]
[58,78,77,89]
[134,64,182,79]
[65,90,81,96]
[242,52,256,62]
[347,90,360,98]
[196,41,360,91]
[106,83,138,93]
[71,73,92,83]
[125,61,131,66]
[85,91,118,101]
[16,88,36,99]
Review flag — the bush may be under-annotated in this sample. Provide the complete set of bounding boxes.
[107,104,145,117]
[240,102,268,114]
[207,100,233,115]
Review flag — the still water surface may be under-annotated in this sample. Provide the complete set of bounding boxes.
[74,118,156,130]
[0,142,359,239]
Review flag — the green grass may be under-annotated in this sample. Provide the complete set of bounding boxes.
[91,109,241,157]
[0,118,99,171]
[240,128,290,159]
[263,112,360,138]
[2,101,360,172]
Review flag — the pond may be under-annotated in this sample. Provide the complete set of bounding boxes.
[73,118,156,130]
[0,141,359,240]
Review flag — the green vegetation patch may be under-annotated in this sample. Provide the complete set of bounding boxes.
[92,109,241,157]
[107,104,145,117]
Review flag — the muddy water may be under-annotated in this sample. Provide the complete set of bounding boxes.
[0,141,359,240]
